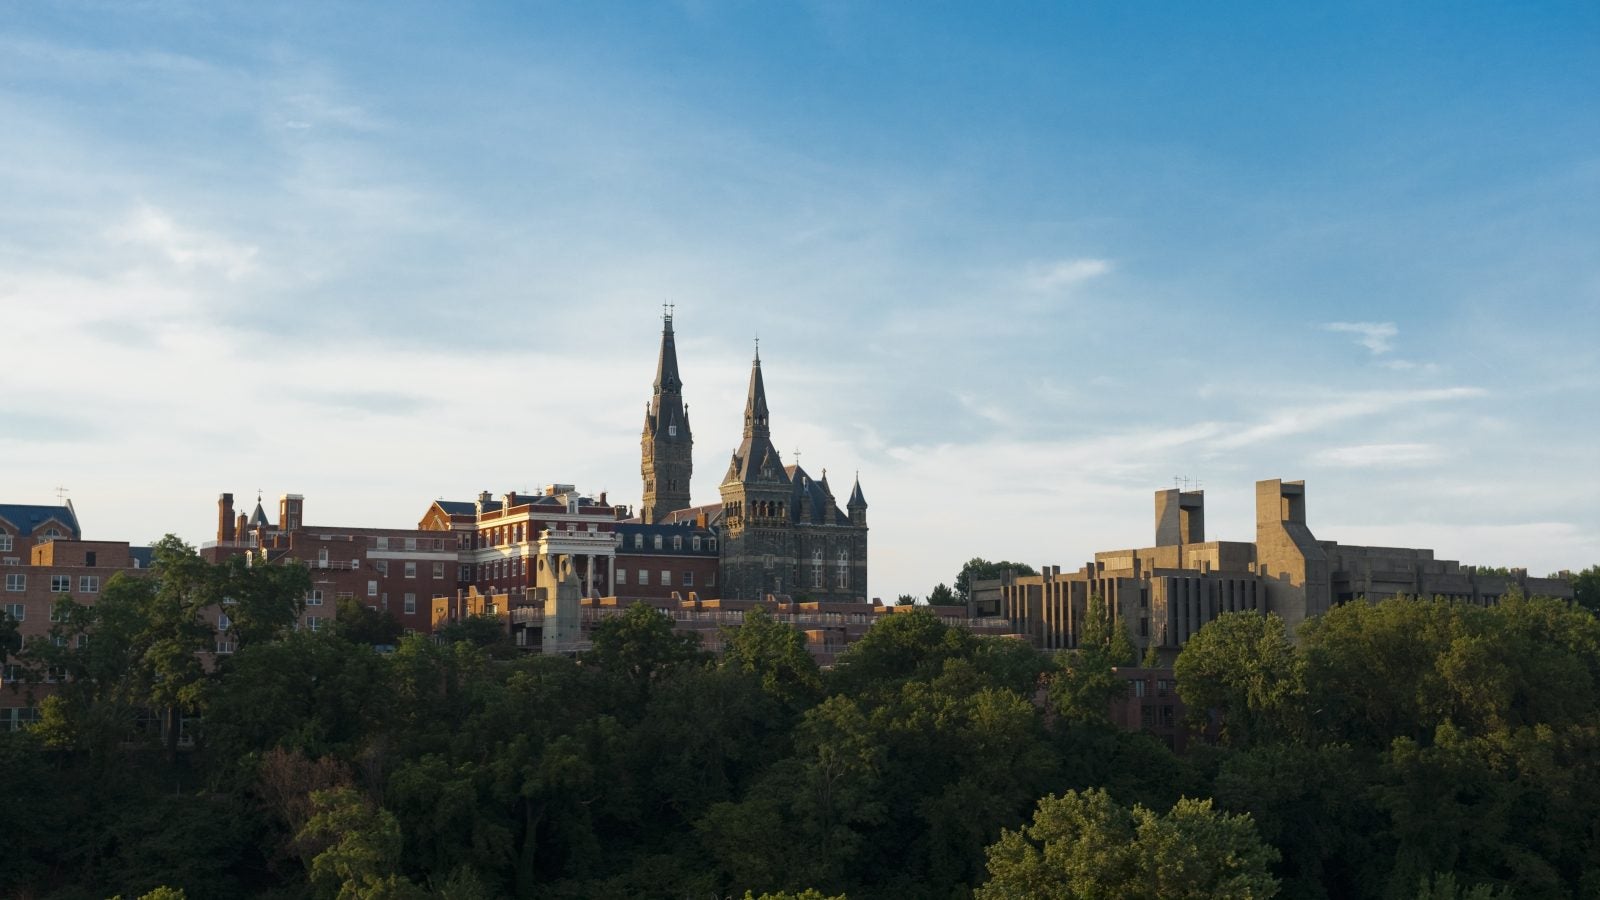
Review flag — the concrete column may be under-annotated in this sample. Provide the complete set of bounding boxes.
[607,555,615,596]
[585,554,596,598]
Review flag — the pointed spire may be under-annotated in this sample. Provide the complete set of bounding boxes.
[743,342,769,439]
[848,471,868,509]
[653,307,682,394]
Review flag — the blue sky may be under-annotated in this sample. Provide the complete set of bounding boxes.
[3,1,1596,597]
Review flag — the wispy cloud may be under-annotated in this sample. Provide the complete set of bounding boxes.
[1323,321,1398,354]
[106,206,259,280]
[1204,386,1485,451]
[1311,442,1444,468]
[1023,258,1112,292]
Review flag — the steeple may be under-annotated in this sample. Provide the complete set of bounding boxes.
[847,472,868,526]
[641,308,693,523]
[654,308,682,394]
[743,341,770,439]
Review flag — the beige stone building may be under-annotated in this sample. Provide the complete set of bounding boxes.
[1002,478,1575,656]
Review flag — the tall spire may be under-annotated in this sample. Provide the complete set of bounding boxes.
[641,307,693,523]
[743,341,769,439]
[653,306,681,394]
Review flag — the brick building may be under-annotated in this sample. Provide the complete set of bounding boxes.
[204,492,458,634]
[1,501,153,731]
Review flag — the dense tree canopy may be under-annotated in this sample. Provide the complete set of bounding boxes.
[1,546,1595,899]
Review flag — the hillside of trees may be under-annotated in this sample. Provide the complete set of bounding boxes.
[2,540,1598,899]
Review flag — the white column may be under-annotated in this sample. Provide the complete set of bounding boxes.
[586,554,596,598]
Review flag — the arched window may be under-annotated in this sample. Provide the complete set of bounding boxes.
[836,549,849,589]
[672,535,682,550]
[812,549,823,588]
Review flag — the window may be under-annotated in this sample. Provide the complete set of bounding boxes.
[78,576,98,593]
[682,571,694,587]
[375,560,389,576]
[1132,679,1146,698]
[459,565,471,581]
[708,538,717,551]
[660,570,670,587]
[668,424,677,436]
[634,534,643,549]
[433,562,445,579]
[3,603,22,622]
[0,533,10,552]
[616,569,627,585]
[76,634,88,649]
[672,536,682,550]
[50,603,65,623]
[53,635,66,648]
[1156,679,1170,697]
[216,641,236,655]
[306,590,324,607]
[404,537,417,551]
[1,707,40,731]
[692,536,701,551]
[42,528,60,539]
[2,665,25,685]
[836,550,850,589]
[376,537,390,550]
[218,613,231,630]
[653,535,663,550]
[639,570,650,586]
[405,562,417,579]
[403,593,416,615]
[367,580,378,598]
[5,574,24,592]
[2,558,17,566]
[306,616,322,632]
[84,551,96,566]
[50,575,70,593]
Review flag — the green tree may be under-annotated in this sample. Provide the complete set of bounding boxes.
[1572,564,1600,614]
[954,558,1038,604]
[895,594,917,606]
[1174,612,1302,747]
[826,608,975,696]
[976,788,1279,899]
[585,602,707,697]
[927,583,958,606]
[333,596,404,646]
[297,787,427,899]
[1047,594,1134,725]
[719,605,824,711]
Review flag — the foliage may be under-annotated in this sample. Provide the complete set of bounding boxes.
[927,583,958,606]
[6,562,1600,899]
[954,557,1038,603]
[975,788,1280,899]
[1573,564,1600,614]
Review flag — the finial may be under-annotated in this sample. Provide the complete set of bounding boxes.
[754,333,760,362]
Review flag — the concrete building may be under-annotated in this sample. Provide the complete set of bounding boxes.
[1002,478,1575,657]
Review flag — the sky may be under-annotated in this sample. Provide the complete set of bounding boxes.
[2,1,1597,599]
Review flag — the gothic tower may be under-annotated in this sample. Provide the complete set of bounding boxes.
[641,311,693,523]
[719,345,796,598]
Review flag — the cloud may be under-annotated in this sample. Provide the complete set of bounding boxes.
[106,206,259,280]
[1023,258,1112,292]
[1311,442,1445,468]
[1204,387,1485,451]
[1323,321,1398,355]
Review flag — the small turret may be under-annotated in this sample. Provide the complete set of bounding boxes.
[847,473,868,527]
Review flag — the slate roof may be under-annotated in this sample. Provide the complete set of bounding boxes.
[0,503,82,539]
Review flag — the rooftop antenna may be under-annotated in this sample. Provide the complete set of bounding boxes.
[54,486,69,503]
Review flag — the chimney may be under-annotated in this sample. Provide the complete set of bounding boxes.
[218,493,236,542]
[279,494,304,531]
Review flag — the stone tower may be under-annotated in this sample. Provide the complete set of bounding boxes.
[717,344,869,601]
[641,311,693,523]
[718,346,794,598]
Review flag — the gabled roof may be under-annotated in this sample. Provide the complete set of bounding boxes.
[0,503,83,539]
[785,465,847,525]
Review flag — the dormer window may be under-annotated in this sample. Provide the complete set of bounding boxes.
[668,425,677,437]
